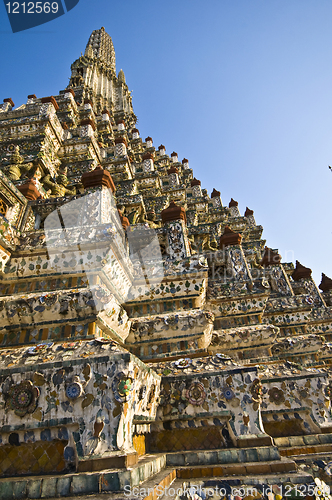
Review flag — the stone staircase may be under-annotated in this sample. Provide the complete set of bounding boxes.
[0,446,314,499]
[0,454,168,499]
[165,446,297,478]
[162,474,316,500]
[274,433,332,457]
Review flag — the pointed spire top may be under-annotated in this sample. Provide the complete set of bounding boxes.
[168,166,179,175]
[261,247,281,267]
[244,207,254,217]
[85,28,116,71]
[118,69,126,83]
[292,260,312,281]
[161,201,186,224]
[219,226,242,248]
[319,273,332,292]
[229,198,238,208]
[211,188,220,198]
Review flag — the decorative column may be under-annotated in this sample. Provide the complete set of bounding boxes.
[132,128,140,139]
[142,152,154,173]
[319,273,332,306]
[182,158,189,169]
[84,99,94,112]
[191,178,202,197]
[64,88,75,101]
[145,136,153,148]
[62,123,72,140]
[244,207,256,227]
[27,94,37,105]
[170,151,178,163]
[292,260,324,306]
[0,98,14,112]
[211,188,222,208]
[81,165,116,223]
[161,201,190,260]
[228,198,240,217]
[39,96,59,117]
[115,137,127,157]
[260,247,292,295]
[102,108,111,122]
[168,166,179,187]
[80,118,96,138]
[158,144,166,156]
[117,120,125,131]
[75,166,130,319]
[219,226,251,281]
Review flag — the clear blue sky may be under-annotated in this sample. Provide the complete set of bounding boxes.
[1,0,332,284]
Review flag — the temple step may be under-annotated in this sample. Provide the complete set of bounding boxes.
[165,446,280,467]
[293,450,332,462]
[279,443,332,457]
[0,453,168,499]
[175,458,297,479]
[159,473,315,500]
[274,433,332,457]
[274,432,332,447]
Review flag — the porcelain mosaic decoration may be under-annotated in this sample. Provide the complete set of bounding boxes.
[0,26,331,497]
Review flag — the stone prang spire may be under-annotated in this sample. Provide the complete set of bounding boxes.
[68,27,132,114]
[84,27,116,70]
[1,27,332,491]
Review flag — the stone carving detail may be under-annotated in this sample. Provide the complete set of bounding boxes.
[0,25,331,486]
[112,373,134,402]
[250,379,263,403]
[186,382,206,406]
[268,386,285,405]
[66,377,84,400]
[6,380,40,417]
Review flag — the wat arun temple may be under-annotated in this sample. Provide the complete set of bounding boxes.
[0,27,332,499]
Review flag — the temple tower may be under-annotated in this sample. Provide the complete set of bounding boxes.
[68,27,133,114]
[0,27,331,495]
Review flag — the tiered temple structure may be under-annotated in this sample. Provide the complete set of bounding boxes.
[0,27,332,498]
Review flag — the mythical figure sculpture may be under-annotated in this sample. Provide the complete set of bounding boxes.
[42,166,76,197]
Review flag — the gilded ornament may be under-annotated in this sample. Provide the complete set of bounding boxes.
[250,378,263,403]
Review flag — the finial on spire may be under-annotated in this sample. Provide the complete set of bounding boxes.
[118,69,126,83]
[84,28,116,72]
[229,198,238,208]
[292,261,312,281]
[319,273,332,292]
[219,226,242,248]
